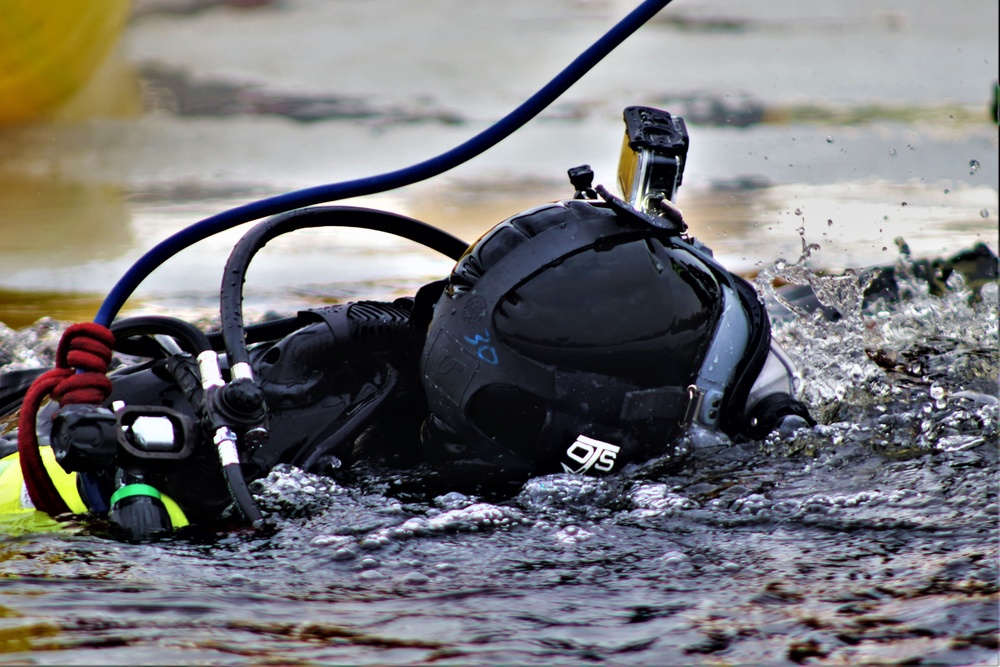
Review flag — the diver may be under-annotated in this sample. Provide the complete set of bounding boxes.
[0,107,813,539]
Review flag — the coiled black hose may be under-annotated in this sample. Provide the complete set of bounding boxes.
[219,206,468,373]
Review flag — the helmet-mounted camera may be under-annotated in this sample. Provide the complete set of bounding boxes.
[617,106,689,216]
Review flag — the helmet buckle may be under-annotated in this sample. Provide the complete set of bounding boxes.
[681,384,704,428]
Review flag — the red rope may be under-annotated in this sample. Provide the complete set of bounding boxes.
[17,323,115,515]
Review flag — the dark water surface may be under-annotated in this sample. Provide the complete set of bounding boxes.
[1,276,997,665]
[0,0,998,665]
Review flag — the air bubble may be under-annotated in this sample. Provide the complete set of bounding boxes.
[889,148,896,156]
[826,136,833,143]
[401,572,430,586]
[969,159,980,175]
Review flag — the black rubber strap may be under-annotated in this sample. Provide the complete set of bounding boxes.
[620,386,690,422]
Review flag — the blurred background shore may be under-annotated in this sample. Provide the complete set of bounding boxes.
[0,0,996,327]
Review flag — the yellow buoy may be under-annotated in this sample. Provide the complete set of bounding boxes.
[0,0,131,124]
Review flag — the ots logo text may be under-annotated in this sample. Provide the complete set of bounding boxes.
[562,435,620,474]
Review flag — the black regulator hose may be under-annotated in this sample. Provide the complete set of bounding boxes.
[207,316,303,351]
[112,309,323,357]
[111,316,213,357]
[219,206,468,376]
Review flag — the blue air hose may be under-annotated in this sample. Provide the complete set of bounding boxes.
[95,0,675,326]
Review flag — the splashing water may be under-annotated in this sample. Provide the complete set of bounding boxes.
[756,263,876,417]
[0,317,63,371]
[754,225,871,322]
[756,228,997,421]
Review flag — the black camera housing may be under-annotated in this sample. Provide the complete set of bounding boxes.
[617,106,690,213]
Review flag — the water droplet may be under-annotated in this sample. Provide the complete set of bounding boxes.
[901,202,908,207]
[888,148,897,156]
[827,219,833,227]
[981,209,990,218]
[826,136,833,143]
[969,159,980,175]
[894,237,912,258]
[944,188,950,194]
[882,246,888,251]
[794,208,803,216]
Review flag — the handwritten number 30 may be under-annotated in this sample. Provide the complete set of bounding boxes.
[464,331,499,365]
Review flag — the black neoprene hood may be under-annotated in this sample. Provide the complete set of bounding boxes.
[494,236,720,387]
[419,200,741,478]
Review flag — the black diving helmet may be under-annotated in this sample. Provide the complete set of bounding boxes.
[418,195,772,483]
